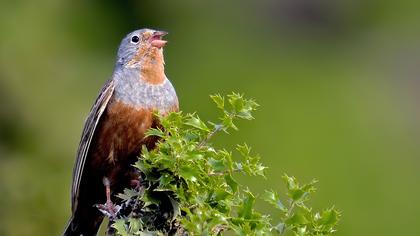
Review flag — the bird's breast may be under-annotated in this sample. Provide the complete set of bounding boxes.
[91,100,156,168]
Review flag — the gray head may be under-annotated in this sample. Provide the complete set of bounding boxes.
[115,28,168,68]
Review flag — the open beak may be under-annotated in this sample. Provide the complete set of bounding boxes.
[150,31,168,48]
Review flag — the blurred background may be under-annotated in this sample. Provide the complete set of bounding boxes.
[1,0,419,235]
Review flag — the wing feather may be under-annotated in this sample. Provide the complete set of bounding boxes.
[70,79,115,213]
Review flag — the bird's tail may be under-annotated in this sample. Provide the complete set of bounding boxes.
[63,213,103,236]
[63,216,78,236]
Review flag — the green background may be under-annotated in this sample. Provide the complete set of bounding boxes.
[1,0,419,235]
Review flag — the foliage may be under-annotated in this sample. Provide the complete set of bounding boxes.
[109,93,340,235]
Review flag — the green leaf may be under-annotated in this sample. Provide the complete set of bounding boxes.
[289,189,306,202]
[158,172,173,188]
[225,174,238,193]
[282,175,316,202]
[112,219,129,236]
[213,188,232,201]
[226,93,259,120]
[128,218,141,233]
[210,94,224,109]
[117,188,139,201]
[262,190,286,211]
[141,190,162,207]
[144,127,165,138]
[157,156,176,169]
[217,149,234,171]
[185,115,210,132]
[237,190,256,219]
[317,207,340,229]
[208,158,226,173]
[160,111,183,129]
[296,226,308,236]
[285,212,309,225]
[179,165,200,182]
[283,174,298,190]
[239,98,259,120]
[175,184,187,202]
[227,93,244,113]
[133,160,150,176]
[273,222,285,233]
[236,143,251,156]
[221,114,237,131]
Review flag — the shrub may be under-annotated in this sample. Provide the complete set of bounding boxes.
[109,93,340,235]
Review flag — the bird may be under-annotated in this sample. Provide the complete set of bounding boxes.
[63,28,179,236]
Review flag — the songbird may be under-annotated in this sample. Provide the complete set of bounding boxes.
[63,29,179,236]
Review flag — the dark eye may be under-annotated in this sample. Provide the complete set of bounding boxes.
[131,35,140,44]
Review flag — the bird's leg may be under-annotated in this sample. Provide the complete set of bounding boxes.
[103,177,113,206]
[96,177,120,218]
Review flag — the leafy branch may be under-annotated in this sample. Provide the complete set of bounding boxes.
[107,93,341,235]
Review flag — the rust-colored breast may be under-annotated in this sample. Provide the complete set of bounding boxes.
[86,96,178,194]
[89,100,155,172]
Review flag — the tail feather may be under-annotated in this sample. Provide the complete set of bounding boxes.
[63,216,78,236]
[63,213,103,236]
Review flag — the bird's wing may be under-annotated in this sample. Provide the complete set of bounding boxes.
[70,79,115,213]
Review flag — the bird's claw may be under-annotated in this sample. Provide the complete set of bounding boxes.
[96,201,121,219]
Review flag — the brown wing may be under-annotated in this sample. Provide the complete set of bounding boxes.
[70,79,115,213]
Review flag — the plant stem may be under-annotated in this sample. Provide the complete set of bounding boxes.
[198,125,223,148]
[208,168,241,176]
[280,201,295,236]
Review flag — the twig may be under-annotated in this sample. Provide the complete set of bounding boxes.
[198,124,223,148]
[208,168,241,176]
[280,200,295,236]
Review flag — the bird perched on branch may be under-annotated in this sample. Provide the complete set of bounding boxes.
[63,29,179,236]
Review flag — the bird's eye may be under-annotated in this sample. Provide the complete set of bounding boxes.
[131,35,140,44]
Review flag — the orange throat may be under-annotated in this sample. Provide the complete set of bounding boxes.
[127,43,166,85]
[139,48,166,85]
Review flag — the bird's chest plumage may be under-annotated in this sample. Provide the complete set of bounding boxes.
[84,99,160,206]
[87,68,178,188]
[94,100,155,164]
[112,69,179,113]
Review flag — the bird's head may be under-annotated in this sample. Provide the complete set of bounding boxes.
[116,28,168,68]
